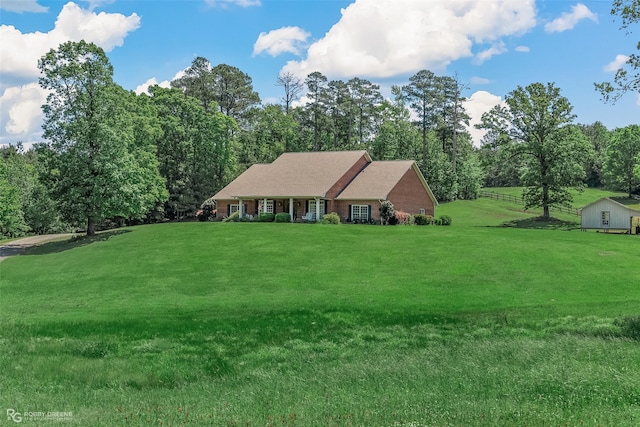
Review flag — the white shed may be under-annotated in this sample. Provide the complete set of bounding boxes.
[580,197,640,234]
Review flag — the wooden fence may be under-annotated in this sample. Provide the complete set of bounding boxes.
[478,190,580,216]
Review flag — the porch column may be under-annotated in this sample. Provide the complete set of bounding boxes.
[238,199,243,219]
[289,198,294,222]
[263,198,268,213]
[315,197,320,221]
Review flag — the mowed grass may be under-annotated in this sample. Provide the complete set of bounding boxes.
[1,204,640,426]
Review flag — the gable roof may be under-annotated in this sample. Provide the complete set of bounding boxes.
[336,160,438,205]
[213,150,371,199]
[579,197,640,214]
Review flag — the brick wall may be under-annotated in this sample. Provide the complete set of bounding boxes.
[387,168,435,216]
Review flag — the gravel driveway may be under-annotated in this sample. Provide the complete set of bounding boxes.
[0,234,76,263]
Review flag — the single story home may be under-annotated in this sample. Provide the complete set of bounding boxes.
[579,197,640,234]
[211,150,438,222]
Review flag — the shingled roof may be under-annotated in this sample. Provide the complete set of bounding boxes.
[213,150,371,199]
[336,160,418,200]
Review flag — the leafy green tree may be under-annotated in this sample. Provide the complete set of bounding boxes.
[603,124,640,197]
[238,104,299,169]
[372,86,420,161]
[402,70,440,171]
[0,155,28,238]
[437,74,470,174]
[347,77,383,147]
[150,86,236,218]
[477,132,524,187]
[578,122,611,187]
[171,56,217,112]
[1,144,67,235]
[304,71,331,151]
[211,64,261,124]
[595,0,640,102]
[422,130,457,202]
[480,82,591,219]
[38,41,167,235]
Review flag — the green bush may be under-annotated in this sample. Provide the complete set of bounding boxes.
[434,218,443,225]
[414,214,433,225]
[439,215,452,226]
[379,200,396,225]
[321,212,341,224]
[258,212,275,222]
[275,213,291,223]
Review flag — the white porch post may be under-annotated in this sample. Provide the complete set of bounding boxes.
[315,197,320,221]
[263,198,268,213]
[238,199,243,219]
[289,198,294,222]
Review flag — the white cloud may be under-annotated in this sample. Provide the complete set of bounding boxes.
[0,2,140,146]
[134,78,171,95]
[0,0,48,13]
[134,70,185,95]
[281,0,536,80]
[464,90,503,147]
[0,83,48,145]
[474,41,507,64]
[253,26,310,57]
[515,45,530,52]
[0,2,140,81]
[205,0,261,7]
[470,76,491,85]
[604,54,630,72]
[545,3,597,33]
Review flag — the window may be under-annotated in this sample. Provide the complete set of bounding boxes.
[265,200,274,213]
[229,204,239,214]
[601,211,610,227]
[308,199,325,217]
[419,208,426,215]
[351,205,369,222]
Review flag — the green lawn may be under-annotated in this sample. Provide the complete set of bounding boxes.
[1,200,640,426]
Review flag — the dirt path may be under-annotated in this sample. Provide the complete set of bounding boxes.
[0,234,76,263]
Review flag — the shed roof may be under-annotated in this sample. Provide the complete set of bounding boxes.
[213,150,371,199]
[579,197,640,214]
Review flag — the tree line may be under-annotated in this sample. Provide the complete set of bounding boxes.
[1,33,639,238]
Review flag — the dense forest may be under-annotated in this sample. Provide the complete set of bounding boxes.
[1,39,639,238]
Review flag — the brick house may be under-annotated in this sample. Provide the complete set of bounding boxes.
[211,150,438,222]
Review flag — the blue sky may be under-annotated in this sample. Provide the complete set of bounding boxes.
[1,0,638,148]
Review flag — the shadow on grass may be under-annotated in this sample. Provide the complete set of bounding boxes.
[24,229,132,257]
[496,216,580,230]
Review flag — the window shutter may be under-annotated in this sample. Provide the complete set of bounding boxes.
[227,204,231,216]
[367,205,372,221]
[348,204,352,222]
[305,200,309,212]
[255,200,259,214]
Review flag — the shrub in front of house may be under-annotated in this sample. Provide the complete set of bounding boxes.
[321,212,341,224]
[439,215,452,226]
[259,212,275,222]
[414,214,433,225]
[395,211,413,225]
[379,200,396,225]
[275,213,291,223]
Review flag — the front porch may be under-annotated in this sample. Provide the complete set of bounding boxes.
[221,197,327,222]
